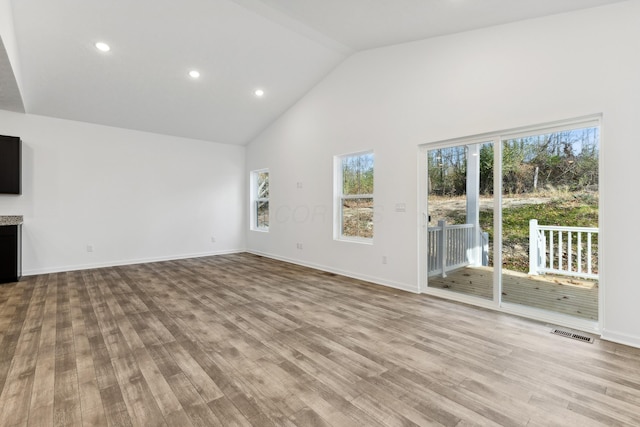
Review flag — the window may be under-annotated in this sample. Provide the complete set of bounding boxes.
[335,151,374,240]
[251,169,269,231]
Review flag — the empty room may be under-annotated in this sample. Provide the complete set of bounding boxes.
[1,0,640,425]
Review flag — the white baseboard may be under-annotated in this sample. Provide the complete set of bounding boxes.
[247,250,420,294]
[22,248,246,276]
[600,329,640,349]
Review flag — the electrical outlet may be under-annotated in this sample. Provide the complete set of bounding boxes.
[87,244,94,253]
[297,243,303,250]
[382,255,387,264]
[211,236,216,243]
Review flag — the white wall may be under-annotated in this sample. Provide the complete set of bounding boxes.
[0,110,246,274]
[0,0,23,97]
[246,2,640,347]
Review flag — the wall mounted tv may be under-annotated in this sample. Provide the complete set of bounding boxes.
[0,135,21,194]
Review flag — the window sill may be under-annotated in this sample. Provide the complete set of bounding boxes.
[335,236,373,245]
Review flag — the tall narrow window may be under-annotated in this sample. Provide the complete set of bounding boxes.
[251,169,269,231]
[335,151,374,241]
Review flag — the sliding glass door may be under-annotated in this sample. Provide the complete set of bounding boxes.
[425,142,495,301]
[500,126,599,321]
[420,118,600,327]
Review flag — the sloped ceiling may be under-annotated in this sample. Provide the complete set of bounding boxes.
[0,0,627,145]
[0,39,22,113]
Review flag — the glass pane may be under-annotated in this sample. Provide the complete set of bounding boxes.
[501,126,599,320]
[256,200,269,229]
[342,197,373,238]
[427,142,494,301]
[342,153,374,195]
[257,172,269,199]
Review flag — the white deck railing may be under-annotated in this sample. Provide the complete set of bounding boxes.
[528,219,599,280]
[428,220,475,277]
[428,218,598,281]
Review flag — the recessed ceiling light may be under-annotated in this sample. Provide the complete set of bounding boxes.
[254,89,265,97]
[189,70,200,79]
[95,42,110,52]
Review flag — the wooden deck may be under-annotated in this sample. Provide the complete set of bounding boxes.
[428,266,598,320]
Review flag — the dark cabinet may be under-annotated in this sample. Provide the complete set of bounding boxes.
[0,225,22,283]
[0,135,21,194]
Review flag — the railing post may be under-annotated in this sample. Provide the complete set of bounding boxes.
[529,219,539,275]
[438,220,447,278]
[482,231,489,266]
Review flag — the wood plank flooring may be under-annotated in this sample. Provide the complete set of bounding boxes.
[428,266,598,320]
[0,253,639,426]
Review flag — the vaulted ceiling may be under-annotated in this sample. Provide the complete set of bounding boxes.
[0,0,627,145]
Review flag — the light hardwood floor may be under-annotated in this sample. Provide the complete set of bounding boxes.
[0,253,639,426]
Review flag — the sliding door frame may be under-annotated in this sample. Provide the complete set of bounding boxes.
[418,115,603,334]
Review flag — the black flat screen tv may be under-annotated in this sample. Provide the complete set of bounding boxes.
[0,135,21,195]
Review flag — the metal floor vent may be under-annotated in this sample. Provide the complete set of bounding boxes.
[551,328,594,344]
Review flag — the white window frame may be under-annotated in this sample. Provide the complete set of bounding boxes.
[334,150,374,243]
[250,168,269,232]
